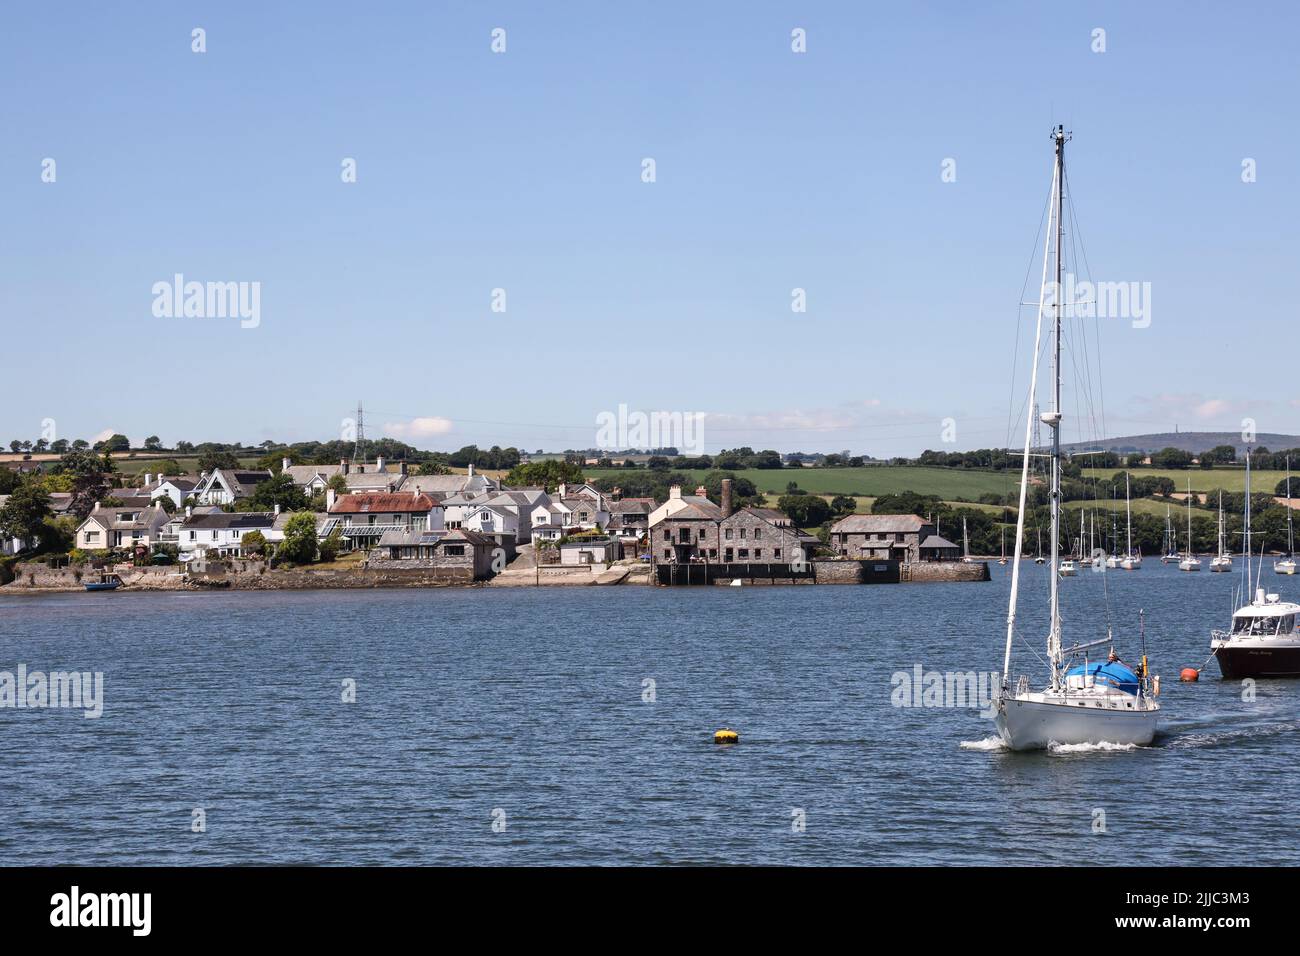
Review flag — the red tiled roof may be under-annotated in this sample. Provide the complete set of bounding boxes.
[329,492,435,514]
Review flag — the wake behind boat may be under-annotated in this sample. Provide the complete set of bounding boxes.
[988,127,1159,750]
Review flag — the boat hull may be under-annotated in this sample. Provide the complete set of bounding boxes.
[1214,645,1300,679]
[995,696,1157,750]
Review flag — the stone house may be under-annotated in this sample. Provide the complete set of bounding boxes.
[827,514,939,562]
[371,528,499,580]
[717,507,817,564]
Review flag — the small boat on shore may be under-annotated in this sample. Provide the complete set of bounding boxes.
[84,574,122,591]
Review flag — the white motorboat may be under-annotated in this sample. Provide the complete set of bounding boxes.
[990,126,1159,750]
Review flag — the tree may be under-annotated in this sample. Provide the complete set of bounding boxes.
[777,494,833,527]
[317,529,343,562]
[326,473,349,495]
[504,459,585,492]
[277,512,319,564]
[0,483,52,549]
[830,495,857,515]
[8,440,20,453]
[416,460,450,476]
[1150,447,1193,469]
[198,450,241,473]
[240,530,267,555]
[143,435,163,451]
[71,439,89,451]
[52,448,113,519]
[95,434,130,453]
[50,439,69,454]
[240,473,308,512]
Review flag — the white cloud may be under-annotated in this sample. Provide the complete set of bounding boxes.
[90,428,117,444]
[382,417,454,440]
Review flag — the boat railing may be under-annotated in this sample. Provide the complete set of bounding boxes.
[1016,675,1030,696]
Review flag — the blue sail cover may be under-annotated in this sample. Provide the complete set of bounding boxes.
[1065,661,1140,695]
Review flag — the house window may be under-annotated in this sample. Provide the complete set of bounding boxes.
[739,528,747,539]
[754,549,762,558]
[739,548,749,559]
[754,528,762,539]
[724,528,732,540]
[444,545,465,556]
[663,549,671,559]
[86,531,100,543]
[775,548,782,558]
[699,528,707,539]
[663,530,670,541]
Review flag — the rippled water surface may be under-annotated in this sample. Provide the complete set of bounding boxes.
[1,562,1296,865]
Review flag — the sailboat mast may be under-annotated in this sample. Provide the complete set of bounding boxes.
[1245,449,1252,596]
[1001,130,1061,691]
[1126,472,1133,557]
[1046,125,1067,683]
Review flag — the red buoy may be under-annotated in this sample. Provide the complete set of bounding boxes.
[1180,667,1200,682]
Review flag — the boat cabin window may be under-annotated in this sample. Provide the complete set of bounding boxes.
[1232,614,1290,636]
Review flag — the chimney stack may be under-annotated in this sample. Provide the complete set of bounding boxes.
[340,457,350,476]
[399,460,408,476]
[93,500,100,512]
[274,503,281,516]
[468,463,475,478]
[282,456,291,473]
[327,488,337,511]
[721,478,733,518]
[557,482,567,499]
[376,456,386,473]
[695,485,707,497]
[144,472,153,487]
[186,505,192,518]
[669,485,682,500]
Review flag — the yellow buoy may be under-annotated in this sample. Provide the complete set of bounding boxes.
[713,729,739,744]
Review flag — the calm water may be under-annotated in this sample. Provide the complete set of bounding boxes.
[1,563,1296,866]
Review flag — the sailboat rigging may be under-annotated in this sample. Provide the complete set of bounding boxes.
[991,126,1159,749]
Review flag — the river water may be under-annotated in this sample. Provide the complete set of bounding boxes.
[1,562,1295,865]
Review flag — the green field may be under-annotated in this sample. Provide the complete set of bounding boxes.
[583,465,1014,500]
[1063,497,1191,518]
[1082,467,1289,494]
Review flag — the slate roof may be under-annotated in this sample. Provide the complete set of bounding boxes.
[181,511,278,530]
[831,514,929,534]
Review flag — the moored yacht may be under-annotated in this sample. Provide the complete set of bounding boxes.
[1276,456,1296,575]
[1210,450,1300,677]
[1211,590,1300,678]
[1210,491,1232,571]
[1178,479,1201,571]
[990,126,1159,750]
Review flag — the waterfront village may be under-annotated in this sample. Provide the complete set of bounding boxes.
[0,450,986,591]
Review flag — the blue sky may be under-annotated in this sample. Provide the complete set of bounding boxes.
[2,2,1297,457]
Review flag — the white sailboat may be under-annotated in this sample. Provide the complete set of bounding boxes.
[992,126,1159,750]
[1161,505,1178,563]
[999,526,1007,565]
[1119,473,1142,570]
[1210,490,1232,571]
[1276,455,1296,575]
[1059,509,1079,576]
[1179,479,1201,571]
[1034,526,1045,564]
